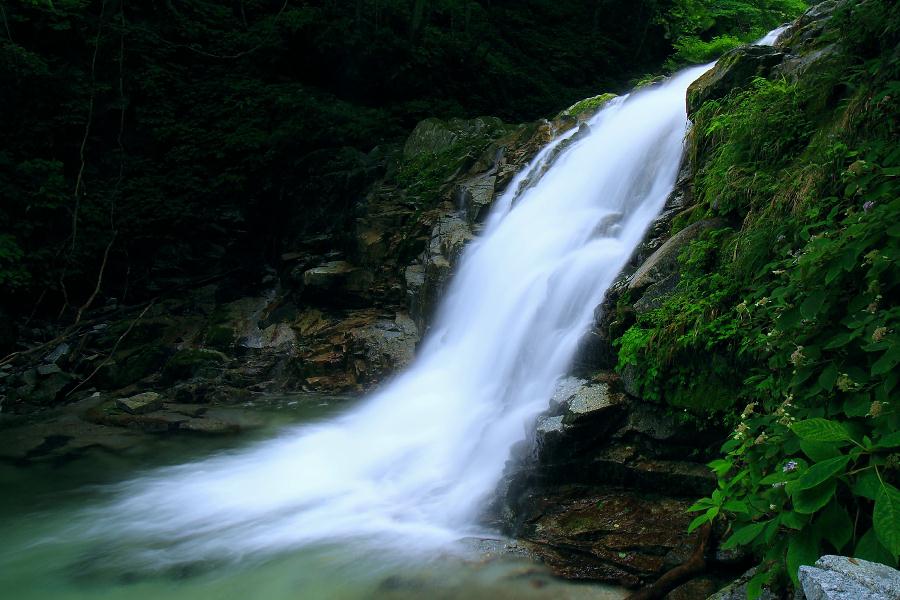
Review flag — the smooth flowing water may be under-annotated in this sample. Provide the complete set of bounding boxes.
[1,49,757,597]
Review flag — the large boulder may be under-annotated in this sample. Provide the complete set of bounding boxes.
[798,555,900,600]
[688,45,784,115]
[301,261,375,306]
[626,218,724,314]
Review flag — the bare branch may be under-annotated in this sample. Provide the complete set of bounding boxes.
[74,232,117,325]
[66,299,154,398]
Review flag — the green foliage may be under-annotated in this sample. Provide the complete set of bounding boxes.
[617,1,900,593]
[671,34,745,65]
[660,0,808,66]
[558,93,618,119]
[615,228,747,412]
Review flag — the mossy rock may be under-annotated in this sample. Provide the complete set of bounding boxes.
[97,318,171,351]
[557,93,617,121]
[100,344,173,389]
[205,325,236,350]
[163,348,228,383]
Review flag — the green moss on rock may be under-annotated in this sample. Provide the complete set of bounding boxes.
[163,348,228,383]
[557,93,618,120]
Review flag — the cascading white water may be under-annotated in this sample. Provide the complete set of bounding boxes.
[69,58,740,570]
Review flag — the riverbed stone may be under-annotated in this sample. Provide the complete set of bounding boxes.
[798,555,900,600]
[115,391,163,414]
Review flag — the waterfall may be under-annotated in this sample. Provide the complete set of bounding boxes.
[72,60,728,569]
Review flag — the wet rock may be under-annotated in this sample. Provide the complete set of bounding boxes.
[178,417,240,434]
[688,45,784,115]
[413,214,474,330]
[551,377,624,425]
[456,171,497,224]
[557,93,618,122]
[775,42,845,82]
[798,555,900,600]
[348,313,419,383]
[627,219,723,296]
[669,577,723,600]
[302,260,355,287]
[519,490,702,586]
[777,1,843,52]
[163,348,227,383]
[253,323,297,349]
[301,261,374,305]
[15,366,74,405]
[708,566,779,600]
[44,343,71,364]
[402,116,506,160]
[37,363,62,376]
[115,392,163,415]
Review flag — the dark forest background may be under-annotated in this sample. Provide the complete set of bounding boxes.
[0,0,804,318]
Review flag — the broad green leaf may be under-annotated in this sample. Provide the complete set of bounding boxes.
[791,419,852,442]
[815,500,852,551]
[876,431,900,449]
[855,527,896,566]
[824,330,857,349]
[787,530,820,586]
[853,470,881,500]
[800,440,840,462]
[874,484,900,559]
[872,350,899,376]
[778,306,802,331]
[688,498,713,512]
[687,513,709,533]
[801,293,826,320]
[793,480,837,514]
[781,511,808,530]
[817,363,839,392]
[721,521,767,550]
[708,459,733,475]
[794,455,850,491]
[723,500,749,514]
[746,570,769,600]
[844,394,872,417]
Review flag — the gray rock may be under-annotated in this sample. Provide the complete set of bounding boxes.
[687,45,784,114]
[775,42,844,82]
[627,219,723,294]
[302,260,354,288]
[16,367,74,405]
[535,415,565,436]
[115,392,163,415]
[708,566,779,600]
[402,117,505,159]
[550,377,624,423]
[36,363,62,376]
[349,313,419,377]
[799,555,900,600]
[455,172,497,224]
[178,418,239,434]
[44,343,70,363]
